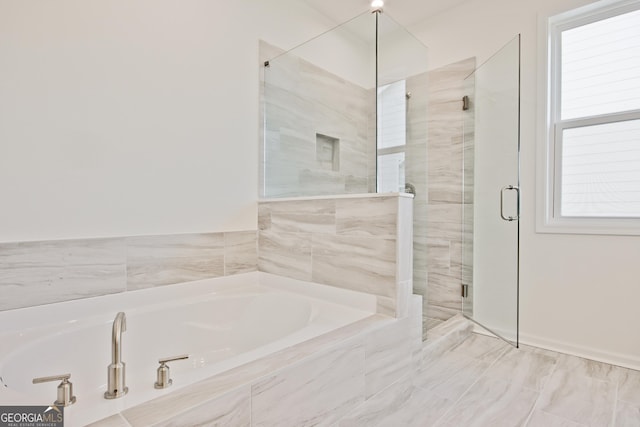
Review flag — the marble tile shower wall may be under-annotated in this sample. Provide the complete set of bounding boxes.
[462,72,476,319]
[261,41,373,197]
[425,58,476,328]
[0,231,258,311]
[258,194,413,318]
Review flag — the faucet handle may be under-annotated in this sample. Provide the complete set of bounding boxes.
[32,373,77,406]
[33,373,71,384]
[159,354,189,364]
[155,354,189,389]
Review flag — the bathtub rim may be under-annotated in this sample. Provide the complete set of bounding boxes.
[0,271,377,333]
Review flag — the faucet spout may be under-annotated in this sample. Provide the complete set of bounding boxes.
[111,312,126,364]
[105,312,128,399]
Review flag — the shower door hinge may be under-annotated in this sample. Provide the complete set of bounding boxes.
[461,284,469,298]
[462,95,470,111]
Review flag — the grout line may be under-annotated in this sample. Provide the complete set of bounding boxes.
[249,388,253,427]
[611,373,619,427]
[223,232,227,277]
[522,349,562,426]
[526,409,589,427]
[335,372,414,426]
[429,337,510,426]
[118,413,133,427]
[521,401,539,425]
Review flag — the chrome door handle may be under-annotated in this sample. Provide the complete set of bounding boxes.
[500,185,520,222]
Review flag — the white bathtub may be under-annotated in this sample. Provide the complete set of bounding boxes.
[0,272,377,426]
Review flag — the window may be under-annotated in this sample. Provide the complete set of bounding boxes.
[377,80,407,193]
[539,0,640,234]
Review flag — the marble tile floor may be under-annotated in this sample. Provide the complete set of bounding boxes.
[339,333,640,427]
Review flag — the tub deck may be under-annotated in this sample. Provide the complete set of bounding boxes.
[0,272,380,426]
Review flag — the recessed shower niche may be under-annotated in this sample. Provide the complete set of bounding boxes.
[316,133,340,172]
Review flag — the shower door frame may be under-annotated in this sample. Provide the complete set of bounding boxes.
[462,34,521,348]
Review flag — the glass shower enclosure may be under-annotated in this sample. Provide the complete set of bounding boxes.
[260,9,429,199]
[462,35,521,346]
[261,8,522,345]
[260,8,430,327]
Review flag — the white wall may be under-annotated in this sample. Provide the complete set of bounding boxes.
[288,12,375,89]
[0,0,337,243]
[411,0,640,369]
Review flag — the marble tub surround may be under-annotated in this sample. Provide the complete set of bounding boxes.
[0,230,257,311]
[224,231,260,275]
[425,57,477,329]
[0,238,126,311]
[127,230,258,290]
[89,296,423,427]
[258,194,413,317]
[86,415,130,427]
[337,313,474,426]
[126,233,225,290]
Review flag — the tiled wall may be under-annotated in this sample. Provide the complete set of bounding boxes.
[0,231,257,311]
[2,194,413,317]
[425,58,476,329]
[261,41,373,197]
[258,194,413,318]
[462,72,476,319]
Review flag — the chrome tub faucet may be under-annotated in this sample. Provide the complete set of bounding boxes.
[104,312,128,399]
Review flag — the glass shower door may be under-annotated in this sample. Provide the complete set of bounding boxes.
[462,35,521,346]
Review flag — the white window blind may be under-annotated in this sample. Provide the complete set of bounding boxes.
[561,9,640,119]
[561,119,640,217]
[377,80,406,149]
[377,80,406,193]
[377,152,405,193]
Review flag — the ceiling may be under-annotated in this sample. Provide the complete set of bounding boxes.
[300,0,473,28]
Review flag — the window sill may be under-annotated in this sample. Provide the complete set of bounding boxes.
[536,216,640,236]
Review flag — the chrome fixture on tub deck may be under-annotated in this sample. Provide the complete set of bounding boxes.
[154,354,190,389]
[32,373,76,406]
[105,312,128,399]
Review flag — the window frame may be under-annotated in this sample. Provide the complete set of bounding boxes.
[376,80,407,193]
[537,0,640,235]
